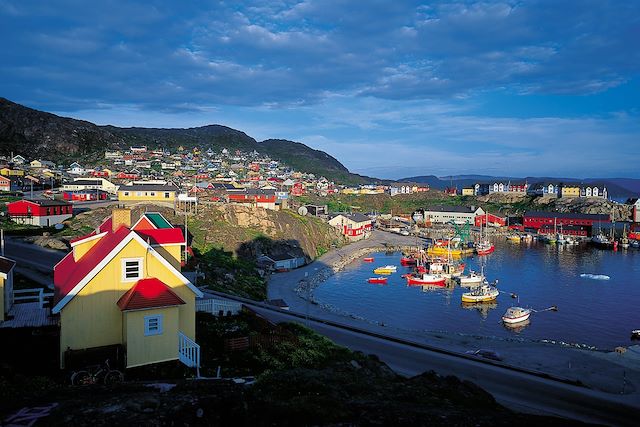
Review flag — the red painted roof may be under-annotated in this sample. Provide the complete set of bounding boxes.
[135,228,184,245]
[70,230,97,244]
[117,278,185,311]
[98,217,113,233]
[54,226,130,305]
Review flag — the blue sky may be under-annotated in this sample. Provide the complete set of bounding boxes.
[1,0,639,179]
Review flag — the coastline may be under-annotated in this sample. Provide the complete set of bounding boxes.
[267,230,640,397]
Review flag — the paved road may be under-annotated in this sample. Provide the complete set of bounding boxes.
[251,305,640,426]
[4,238,66,287]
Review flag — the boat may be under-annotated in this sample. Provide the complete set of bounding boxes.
[457,270,485,286]
[461,283,499,303]
[475,241,495,255]
[427,245,462,257]
[591,232,613,248]
[506,234,521,242]
[621,225,630,249]
[501,306,532,324]
[631,240,640,249]
[373,265,397,275]
[427,259,464,278]
[400,257,417,265]
[631,330,640,340]
[406,273,446,286]
[367,277,388,284]
[363,257,375,262]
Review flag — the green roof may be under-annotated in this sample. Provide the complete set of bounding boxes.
[145,212,172,229]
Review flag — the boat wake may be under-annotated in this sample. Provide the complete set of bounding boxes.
[580,273,611,280]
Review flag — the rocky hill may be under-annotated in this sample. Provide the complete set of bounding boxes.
[0,97,367,183]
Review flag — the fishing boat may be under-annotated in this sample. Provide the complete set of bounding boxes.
[363,257,375,262]
[475,241,494,255]
[406,273,446,286]
[400,257,417,266]
[367,277,388,284]
[373,265,397,275]
[501,306,531,324]
[427,260,464,278]
[457,270,485,286]
[461,283,499,303]
[591,232,613,248]
[427,244,462,257]
[621,225,630,249]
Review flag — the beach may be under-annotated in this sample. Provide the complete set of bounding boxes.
[268,230,640,399]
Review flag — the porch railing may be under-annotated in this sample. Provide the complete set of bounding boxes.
[178,331,200,378]
[13,288,54,308]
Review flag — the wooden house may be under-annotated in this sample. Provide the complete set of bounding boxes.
[53,209,202,370]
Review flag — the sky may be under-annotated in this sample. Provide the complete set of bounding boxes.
[1,0,639,179]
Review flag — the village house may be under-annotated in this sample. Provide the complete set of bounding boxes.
[7,199,73,226]
[0,175,12,191]
[461,187,474,196]
[227,188,277,210]
[560,184,581,198]
[328,213,372,241]
[62,177,119,194]
[11,155,26,165]
[117,183,179,203]
[421,205,485,225]
[523,211,611,236]
[53,209,203,370]
[68,162,85,175]
[0,168,25,177]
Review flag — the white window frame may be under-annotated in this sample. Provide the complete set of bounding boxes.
[144,314,163,336]
[121,257,143,282]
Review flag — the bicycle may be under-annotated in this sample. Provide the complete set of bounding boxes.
[70,359,124,386]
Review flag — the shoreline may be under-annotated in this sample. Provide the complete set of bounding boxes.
[267,230,640,397]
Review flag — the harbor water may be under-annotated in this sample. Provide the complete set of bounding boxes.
[313,240,640,350]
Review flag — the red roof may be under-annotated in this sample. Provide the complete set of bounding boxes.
[132,216,155,231]
[135,228,184,245]
[117,278,185,311]
[98,217,113,233]
[70,230,97,244]
[54,226,130,305]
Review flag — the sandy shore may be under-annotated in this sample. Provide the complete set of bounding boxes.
[268,230,640,398]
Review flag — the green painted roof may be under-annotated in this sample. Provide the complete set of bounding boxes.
[145,212,172,229]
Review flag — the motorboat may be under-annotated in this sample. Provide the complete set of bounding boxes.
[367,277,388,284]
[457,271,485,286]
[406,273,446,286]
[363,257,375,262]
[631,330,640,340]
[373,265,397,275]
[400,257,417,265]
[461,284,499,303]
[501,306,532,324]
[475,240,495,255]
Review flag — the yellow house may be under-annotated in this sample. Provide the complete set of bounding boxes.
[0,168,24,177]
[117,184,178,203]
[461,188,474,196]
[0,256,16,322]
[53,209,202,370]
[561,185,580,198]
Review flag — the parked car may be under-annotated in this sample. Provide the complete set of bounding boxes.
[465,349,503,361]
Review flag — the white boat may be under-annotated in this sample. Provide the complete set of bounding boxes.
[502,306,531,324]
[461,283,499,303]
[457,271,485,286]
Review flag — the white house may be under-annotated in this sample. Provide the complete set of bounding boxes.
[68,162,85,175]
[421,205,485,225]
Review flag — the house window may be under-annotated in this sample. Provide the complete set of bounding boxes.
[150,192,155,197]
[144,314,163,336]
[164,192,170,198]
[124,191,130,196]
[121,258,143,281]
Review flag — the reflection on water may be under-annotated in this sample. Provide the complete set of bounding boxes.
[502,319,531,333]
[460,301,498,320]
[313,241,640,349]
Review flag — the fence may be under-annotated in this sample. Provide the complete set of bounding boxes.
[196,298,242,316]
[13,288,54,308]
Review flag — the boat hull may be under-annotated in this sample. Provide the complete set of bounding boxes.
[502,312,531,324]
[368,277,388,284]
[407,275,446,286]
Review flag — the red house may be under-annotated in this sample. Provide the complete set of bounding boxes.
[291,182,304,196]
[0,175,10,192]
[227,189,277,210]
[328,213,372,241]
[475,213,507,227]
[523,211,610,236]
[7,199,73,227]
[116,172,139,180]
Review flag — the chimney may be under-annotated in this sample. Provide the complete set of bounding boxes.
[112,207,132,231]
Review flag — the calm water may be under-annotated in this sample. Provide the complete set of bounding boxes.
[314,241,640,350]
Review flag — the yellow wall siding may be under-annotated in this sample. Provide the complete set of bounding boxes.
[462,188,474,196]
[0,276,5,322]
[59,238,196,367]
[73,238,101,260]
[123,307,179,368]
[561,187,580,197]
[117,191,175,202]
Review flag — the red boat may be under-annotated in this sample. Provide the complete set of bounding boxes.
[476,241,495,255]
[400,257,417,265]
[406,274,446,286]
[363,257,375,262]
[368,277,388,284]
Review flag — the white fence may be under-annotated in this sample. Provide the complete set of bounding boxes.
[196,298,242,316]
[13,288,54,308]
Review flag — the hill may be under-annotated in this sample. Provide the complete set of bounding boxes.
[0,97,367,183]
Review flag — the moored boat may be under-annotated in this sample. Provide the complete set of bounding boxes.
[400,257,417,265]
[363,257,375,262]
[475,240,495,255]
[368,277,388,284]
[457,271,485,286]
[373,265,397,275]
[461,284,499,303]
[502,306,531,324]
[406,273,446,286]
